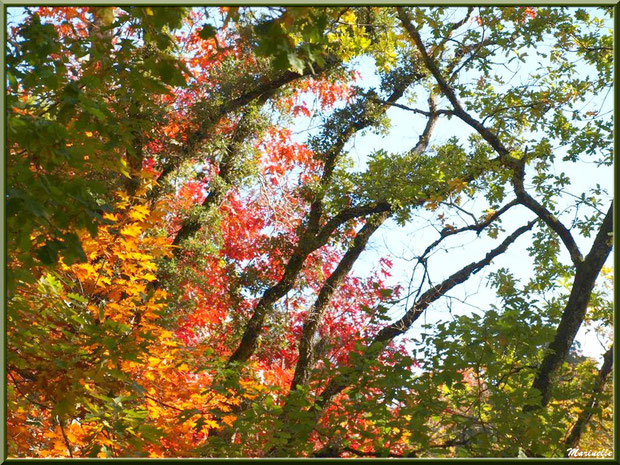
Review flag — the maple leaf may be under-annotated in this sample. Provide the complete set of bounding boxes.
[120,224,142,237]
[129,205,150,222]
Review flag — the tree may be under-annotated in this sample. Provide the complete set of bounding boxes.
[6,6,613,458]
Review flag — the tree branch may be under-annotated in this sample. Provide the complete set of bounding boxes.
[171,110,254,250]
[290,212,390,390]
[306,71,421,235]
[419,198,520,261]
[512,162,583,266]
[372,220,536,345]
[268,221,535,455]
[152,62,335,198]
[227,202,392,365]
[564,344,613,453]
[57,416,74,458]
[227,70,423,365]
[411,93,441,156]
[432,7,474,60]
[314,202,392,246]
[8,371,52,411]
[397,7,514,164]
[366,98,452,119]
[526,201,613,410]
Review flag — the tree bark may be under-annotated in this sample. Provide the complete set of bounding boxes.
[227,70,421,365]
[269,221,535,455]
[526,202,613,410]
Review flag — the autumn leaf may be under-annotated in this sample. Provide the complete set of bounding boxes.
[120,224,142,237]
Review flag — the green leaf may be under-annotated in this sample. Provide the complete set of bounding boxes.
[35,241,61,266]
[287,52,305,74]
[198,25,217,40]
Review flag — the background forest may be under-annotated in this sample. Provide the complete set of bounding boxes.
[6,6,614,458]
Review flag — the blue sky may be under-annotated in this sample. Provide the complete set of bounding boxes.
[8,6,613,362]
[288,8,613,362]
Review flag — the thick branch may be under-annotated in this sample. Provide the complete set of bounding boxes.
[227,73,421,365]
[526,202,613,410]
[411,93,440,156]
[227,202,392,365]
[171,111,253,250]
[267,221,535,457]
[397,7,511,161]
[564,344,613,453]
[227,240,312,365]
[373,220,536,344]
[269,214,390,456]
[152,63,334,197]
[512,163,583,265]
[290,212,390,390]
[306,72,421,235]
[320,76,418,187]
[314,202,392,246]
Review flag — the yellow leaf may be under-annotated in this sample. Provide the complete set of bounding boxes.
[203,419,219,430]
[120,224,142,237]
[129,205,150,222]
[341,9,356,24]
[140,261,157,272]
[121,239,138,251]
[222,415,236,427]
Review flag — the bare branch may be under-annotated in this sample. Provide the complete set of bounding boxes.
[373,220,537,344]
[411,93,441,156]
[8,371,52,411]
[432,7,475,59]
[366,98,452,119]
[419,199,519,261]
[315,220,537,412]
[397,7,514,164]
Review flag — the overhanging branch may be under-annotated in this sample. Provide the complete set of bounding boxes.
[303,220,536,429]
[512,162,583,266]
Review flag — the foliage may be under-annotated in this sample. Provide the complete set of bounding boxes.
[7,6,613,458]
[6,7,190,290]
